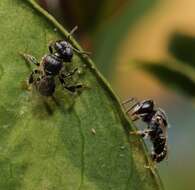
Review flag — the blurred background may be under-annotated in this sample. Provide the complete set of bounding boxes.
[38,0,195,189]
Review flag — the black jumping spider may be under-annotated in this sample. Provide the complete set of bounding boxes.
[22,26,88,97]
[122,98,168,164]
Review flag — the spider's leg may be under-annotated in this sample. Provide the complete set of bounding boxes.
[28,69,42,84]
[49,44,53,54]
[122,97,137,105]
[122,97,139,115]
[72,46,91,56]
[64,84,83,93]
[130,129,152,138]
[20,53,40,66]
[59,75,83,93]
[67,25,78,40]
[60,68,78,79]
[125,102,139,114]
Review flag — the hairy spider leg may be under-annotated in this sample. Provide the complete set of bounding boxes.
[122,98,141,121]
[28,69,42,84]
[21,53,40,66]
[48,44,53,54]
[59,74,83,93]
[122,97,139,112]
[122,97,137,105]
[125,102,139,114]
[64,84,83,93]
[67,25,91,55]
[71,46,91,56]
[67,25,78,39]
[60,68,78,78]
[130,129,153,138]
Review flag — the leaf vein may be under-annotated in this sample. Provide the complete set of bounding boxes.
[74,110,85,190]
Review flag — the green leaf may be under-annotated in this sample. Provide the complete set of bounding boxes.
[94,0,158,76]
[0,0,163,189]
[169,32,195,67]
[138,61,195,98]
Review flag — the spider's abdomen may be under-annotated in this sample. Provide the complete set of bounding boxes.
[36,76,55,96]
[151,142,167,163]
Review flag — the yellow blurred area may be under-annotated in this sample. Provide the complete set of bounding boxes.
[114,0,195,101]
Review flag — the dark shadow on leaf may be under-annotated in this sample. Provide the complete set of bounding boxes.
[140,63,195,98]
[169,33,195,67]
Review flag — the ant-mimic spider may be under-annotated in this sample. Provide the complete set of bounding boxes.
[22,26,89,96]
[122,98,168,164]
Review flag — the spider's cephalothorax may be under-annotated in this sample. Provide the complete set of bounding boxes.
[49,41,73,62]
[48,26,90,63]
[122,98,168,164]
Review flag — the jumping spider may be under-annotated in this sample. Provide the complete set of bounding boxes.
[122,98,168,164]
[22,26,89,97]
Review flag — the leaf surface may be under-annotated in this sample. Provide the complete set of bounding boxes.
[0,0,163,189]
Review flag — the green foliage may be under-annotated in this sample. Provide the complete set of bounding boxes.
[0,0,164,189]
[169,33,195,67]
